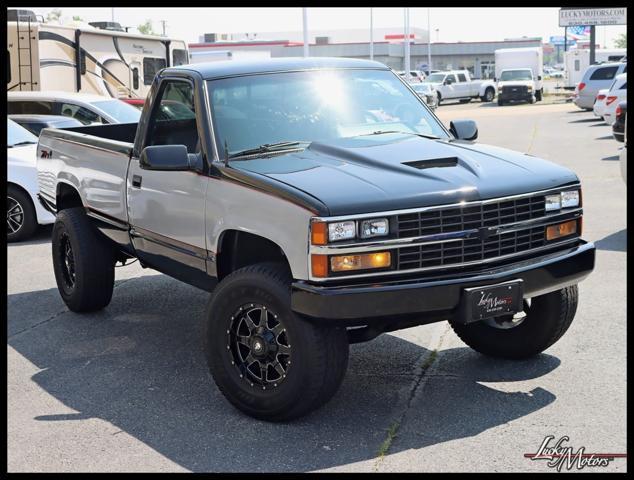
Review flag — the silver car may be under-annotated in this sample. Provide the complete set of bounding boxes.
[410,82,438,110]
[573,62,627,110]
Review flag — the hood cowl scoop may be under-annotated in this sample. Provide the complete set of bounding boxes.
[402,157,458,170]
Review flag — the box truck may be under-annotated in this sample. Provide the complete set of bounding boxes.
[494,47,544,105]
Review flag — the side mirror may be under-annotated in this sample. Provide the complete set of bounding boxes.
[493,77,497,82]
[537,75,542,81]
[140,145,191,171]
[449,119,478,141]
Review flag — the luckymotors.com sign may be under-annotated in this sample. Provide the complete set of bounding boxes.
[559,7,627,27]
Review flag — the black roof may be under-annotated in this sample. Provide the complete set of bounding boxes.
[175,57,390,80]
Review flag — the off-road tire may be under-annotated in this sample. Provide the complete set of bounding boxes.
[449,286,578,359]
[52,207,115,312]
[7,184,38,242]
[205,263,349,422]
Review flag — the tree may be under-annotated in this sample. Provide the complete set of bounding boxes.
[613,33,626,49]
[137,20,155,35]
[72,15,83,22]
[46,9,62,23]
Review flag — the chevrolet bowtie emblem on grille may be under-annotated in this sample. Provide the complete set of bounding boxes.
[475,226,500,241]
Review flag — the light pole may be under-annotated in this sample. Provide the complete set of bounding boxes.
[427,8,432,74]
[404,8,410,75]
[369,8,374,61]
[111,8,115,22]
[302,8,309,58]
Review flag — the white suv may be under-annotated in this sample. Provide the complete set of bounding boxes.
[573,62,627,110]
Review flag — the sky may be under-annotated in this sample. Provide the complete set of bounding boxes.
[24,7,627,48]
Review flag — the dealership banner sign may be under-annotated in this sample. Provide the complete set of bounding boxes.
[559,8,627,27]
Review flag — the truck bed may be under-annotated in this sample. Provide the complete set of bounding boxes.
[37,122,137,224]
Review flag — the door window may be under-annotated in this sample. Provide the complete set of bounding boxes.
[147,80,199,153]
[143,57,167,86]
[457,73,467,82]
[446,74,457,84]
[58,103,105,125]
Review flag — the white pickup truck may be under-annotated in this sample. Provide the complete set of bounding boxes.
[424,70,497,105]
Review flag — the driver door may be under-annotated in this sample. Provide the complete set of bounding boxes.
[126,77,212,289]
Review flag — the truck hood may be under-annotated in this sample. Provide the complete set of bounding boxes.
[231,133,578,216]
[498,80,534,88]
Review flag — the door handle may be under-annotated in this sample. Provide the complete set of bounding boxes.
[132,175,142,188]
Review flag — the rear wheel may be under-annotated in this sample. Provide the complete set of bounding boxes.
[205,263,349,421]
[52,207,115,312]
[437,92,442,106]
[7,185,38,242]
[449,286,578,359]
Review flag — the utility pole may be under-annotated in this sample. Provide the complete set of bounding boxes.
[302,8,309,58]
[589,25,596,64]
[111,8,115,22]
[369,8,374,61]
[404,8,410,75]
[427,8,432,74]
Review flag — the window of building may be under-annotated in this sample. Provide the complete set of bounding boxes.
[143,57,167,86]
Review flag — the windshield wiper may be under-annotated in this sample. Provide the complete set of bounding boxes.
[361,130,440,140]
[8,141,37,148]
[227,141,309,160]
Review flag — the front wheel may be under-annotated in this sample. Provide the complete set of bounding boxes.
[535,89,543,101]
[449,286,578,359]
[481,88,495,102]
[205,263,349,421]
[497,98,504,106]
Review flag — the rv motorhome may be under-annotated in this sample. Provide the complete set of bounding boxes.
[563,48,627,89]
[7,9,189,99]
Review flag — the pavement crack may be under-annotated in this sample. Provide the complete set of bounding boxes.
[373,323,450,471]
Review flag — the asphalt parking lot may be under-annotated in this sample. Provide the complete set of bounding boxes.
[8,100,627,472]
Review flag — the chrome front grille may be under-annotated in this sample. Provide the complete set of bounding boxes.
[396,196,546,238]
[397,226,547,270]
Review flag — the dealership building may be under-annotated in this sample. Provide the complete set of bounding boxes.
[190,31,543,79]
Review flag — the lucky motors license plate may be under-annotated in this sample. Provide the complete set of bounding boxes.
[460,280,523,324]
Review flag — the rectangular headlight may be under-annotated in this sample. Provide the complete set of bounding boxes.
[330,252,391,272]
[545,194,561,212]
[359,218,389,239]
[328,221,356,242]
[561,190,580,208]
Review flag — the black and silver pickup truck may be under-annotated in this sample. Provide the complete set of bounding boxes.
[36,58,595,421]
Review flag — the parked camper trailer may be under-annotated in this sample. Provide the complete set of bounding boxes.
[564,48,627,89]
[7,9,188,99]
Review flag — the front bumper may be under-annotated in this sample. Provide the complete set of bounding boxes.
[292,241,595,324]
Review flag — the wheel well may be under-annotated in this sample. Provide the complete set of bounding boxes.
[216,230,291,281]
[56,183,83,211]
[7,182,35,206]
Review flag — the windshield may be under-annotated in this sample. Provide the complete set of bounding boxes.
[499,70,533,81]
[92,100,142,123]
[7,119,38,147]
[207,69,448,156]
[424,73,446,83]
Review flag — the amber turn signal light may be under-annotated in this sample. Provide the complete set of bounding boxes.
[311,222,327,245]
[330,251,391,272]
[311,254,328,278]
[546,220,577,241]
